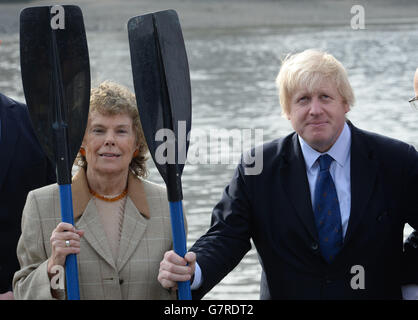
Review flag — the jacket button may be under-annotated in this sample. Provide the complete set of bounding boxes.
[119,279,124,285]
[311,242,319,251]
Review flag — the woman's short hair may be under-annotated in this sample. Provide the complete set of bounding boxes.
[75,80,148,178]
[275,49,355,118]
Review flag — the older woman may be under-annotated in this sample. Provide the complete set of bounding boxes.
[13,81,177,299]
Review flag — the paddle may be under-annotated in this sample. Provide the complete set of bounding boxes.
[20,5,90,300]
[128,10,192,300]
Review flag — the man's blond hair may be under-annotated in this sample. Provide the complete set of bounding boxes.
[276,49,355,117]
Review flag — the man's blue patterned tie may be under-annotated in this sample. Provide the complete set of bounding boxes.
[314,154,343,263]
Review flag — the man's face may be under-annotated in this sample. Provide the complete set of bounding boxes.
[287,80,350,152]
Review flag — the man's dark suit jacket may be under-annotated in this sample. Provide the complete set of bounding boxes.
[0,93,55,293]
[191,122,418,299]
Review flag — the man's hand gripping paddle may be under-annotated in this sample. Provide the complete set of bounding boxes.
[128,10,192,300]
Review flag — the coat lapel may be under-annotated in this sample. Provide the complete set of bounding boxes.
[0,101,19,187]
[279,134,319,242]
[71,169,116,268]
[116,198,148,271]
[72,168,115,268]
[71,168,152,271]
[116,173,150,271]
[75,199,116,269]
[343,123,378,246]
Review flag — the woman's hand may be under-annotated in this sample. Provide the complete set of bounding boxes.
[47,222,84,277]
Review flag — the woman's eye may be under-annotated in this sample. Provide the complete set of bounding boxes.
[92,128,104,133]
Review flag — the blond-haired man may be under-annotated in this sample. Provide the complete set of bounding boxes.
[159,50,418,299]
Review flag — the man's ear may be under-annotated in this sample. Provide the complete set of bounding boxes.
[343,102,350,114]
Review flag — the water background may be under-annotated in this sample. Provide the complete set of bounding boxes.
[1,7,417,299]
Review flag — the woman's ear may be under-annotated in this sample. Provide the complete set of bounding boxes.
[79,134,87,155]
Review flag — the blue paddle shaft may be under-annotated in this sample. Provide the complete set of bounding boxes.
[169,201,192,300]
[59,184,80,300]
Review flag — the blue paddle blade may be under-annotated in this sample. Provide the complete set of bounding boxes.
[128,10,192,202]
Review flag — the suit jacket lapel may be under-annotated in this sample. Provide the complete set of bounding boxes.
[280,134,319,242]
[278,123,378,251]
[343,123,378,246]
[0,101,19,187]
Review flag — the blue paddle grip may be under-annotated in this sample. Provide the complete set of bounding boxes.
[59,184,80,300]
[169,201,192,300]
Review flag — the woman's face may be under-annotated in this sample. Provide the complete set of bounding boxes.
[83,112,138,176]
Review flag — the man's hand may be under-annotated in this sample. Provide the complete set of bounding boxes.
[158,250,196,290]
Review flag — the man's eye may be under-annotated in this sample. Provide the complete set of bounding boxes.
[93,128,104,133]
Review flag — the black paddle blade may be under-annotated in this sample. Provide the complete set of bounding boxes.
[128,10,192,201]
[20,5,90,182]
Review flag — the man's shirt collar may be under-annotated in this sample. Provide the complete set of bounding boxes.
[298,122,351,170]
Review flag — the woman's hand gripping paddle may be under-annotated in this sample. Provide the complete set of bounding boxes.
[128,10,192,300]
[20,5,90,300]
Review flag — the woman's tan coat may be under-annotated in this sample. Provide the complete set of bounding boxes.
[13,168,177,299]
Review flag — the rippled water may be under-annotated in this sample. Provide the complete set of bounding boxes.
[1,22,417,299]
